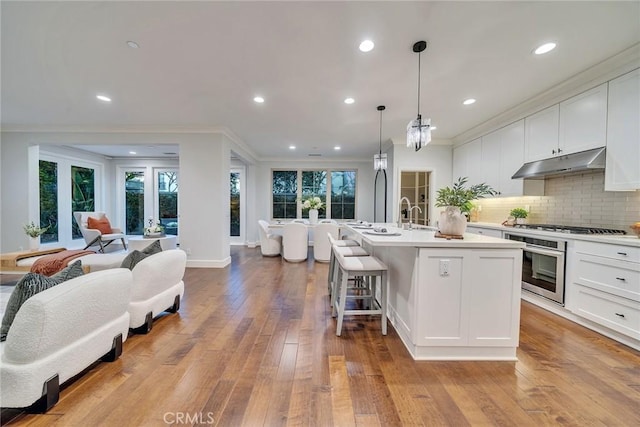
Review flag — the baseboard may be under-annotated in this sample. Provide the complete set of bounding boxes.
[186,257,231,268]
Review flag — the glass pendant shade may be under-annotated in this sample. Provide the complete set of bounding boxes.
[374,153,387,171]
[406,115,431,151]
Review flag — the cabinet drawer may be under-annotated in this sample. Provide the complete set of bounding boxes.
[575,254,640,301]
[467,227,502,238]
[572,285,640,340]
[575,240,640,263]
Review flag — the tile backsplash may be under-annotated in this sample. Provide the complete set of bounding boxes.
[475,171,640,231]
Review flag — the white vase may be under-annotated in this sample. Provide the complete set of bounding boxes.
[438,206,467,236]
[309,209,319,224]
[29,236,40,251]
[516,218,526,224]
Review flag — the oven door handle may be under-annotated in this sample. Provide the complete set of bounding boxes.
[524,246,564,258]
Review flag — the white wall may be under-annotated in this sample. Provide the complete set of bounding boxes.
[389,142,453,226]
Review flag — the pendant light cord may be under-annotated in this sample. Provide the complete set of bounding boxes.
[379,109,383,155]
[417,51,421,118]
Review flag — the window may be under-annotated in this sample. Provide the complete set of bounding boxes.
[272,170,298,219]
[157,170,178,235]
[39,160,58,243]
[230,172,240,237]
[71,166,95,239]
[331,171,356,220]
[125,171,145,235]
[271,169,356,220]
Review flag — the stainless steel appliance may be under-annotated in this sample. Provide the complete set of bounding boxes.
[506,232,567,305]
[506,224,626,305]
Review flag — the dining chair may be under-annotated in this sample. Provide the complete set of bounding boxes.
[282,222,308,262]
[313,223,340,262]
[258,220,282,256]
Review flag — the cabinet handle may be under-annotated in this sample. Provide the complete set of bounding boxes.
[552,149,556,155]
[557,148,562,153]
[617,252,628,256]
[615,313,625,318]
[616,277,626,282]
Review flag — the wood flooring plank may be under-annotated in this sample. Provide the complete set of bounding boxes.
[329,355,357,427]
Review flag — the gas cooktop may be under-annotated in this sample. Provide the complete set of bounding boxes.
[512,224,627,235]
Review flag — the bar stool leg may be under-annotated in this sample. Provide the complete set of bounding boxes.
[327,250,335,295]
[381,271,387,335]
[336,271,349,336]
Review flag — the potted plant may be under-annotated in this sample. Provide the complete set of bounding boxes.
[24,221,48,251]
[435,177,496,236]
[509,207,528,224]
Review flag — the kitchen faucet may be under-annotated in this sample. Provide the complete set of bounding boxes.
[398,197,412,228]
[409,205,422,229]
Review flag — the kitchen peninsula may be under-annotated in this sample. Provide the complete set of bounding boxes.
[345,225,525,361]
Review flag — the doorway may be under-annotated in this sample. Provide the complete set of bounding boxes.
[230,167,246,245]
[399,171,431,226]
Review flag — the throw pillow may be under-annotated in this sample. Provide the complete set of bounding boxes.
[0,263,83,341]
[141,239,163,255]
[87,216,113,234]
[119,250,150,270]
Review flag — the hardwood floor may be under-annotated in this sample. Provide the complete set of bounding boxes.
[2,246,639,426]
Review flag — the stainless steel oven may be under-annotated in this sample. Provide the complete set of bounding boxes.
[505,232,566,305]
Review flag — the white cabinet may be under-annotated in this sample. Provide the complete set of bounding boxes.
[559,83,608,155]
[417,248,522,349]
[525,105,559,162]
[452,138,482,184]
[569,240,640,341]
[524,84,608,162]
[605,68,640,191]
[481,120,543,197]
[466,226,502,238]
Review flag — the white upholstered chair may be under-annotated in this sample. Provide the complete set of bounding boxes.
[73,212,127,253]
[313,223,340,262]
[282,222,308,262]
[258,220,282,256]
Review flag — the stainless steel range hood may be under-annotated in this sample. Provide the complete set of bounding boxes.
[512,147,606,179]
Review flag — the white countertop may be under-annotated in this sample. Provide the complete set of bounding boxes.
[467,222,640,247]
[346,224,525,249]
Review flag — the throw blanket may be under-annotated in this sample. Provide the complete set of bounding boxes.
[30,249,95,276]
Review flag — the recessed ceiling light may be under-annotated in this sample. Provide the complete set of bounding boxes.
[254,96,264,103]
[96,95,111,102]
[463,98,476,105]
[289,145,296,150]
[344,97,355,104]
[129,151,137,155]
[359,39,374,52]
[534,42,557,55]
[126,40,139,49]
[334,146,341,150]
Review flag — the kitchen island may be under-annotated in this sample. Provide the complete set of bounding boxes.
[345,224,525,361]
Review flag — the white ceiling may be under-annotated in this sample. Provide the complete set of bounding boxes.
[2,1,639,160]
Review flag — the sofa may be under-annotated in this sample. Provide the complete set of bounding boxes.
[128,249,187,333]
[0,268,133,412]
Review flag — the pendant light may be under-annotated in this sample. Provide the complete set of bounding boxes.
[374,105,388,222]
[406,40,431,151]
[374,105,387,171]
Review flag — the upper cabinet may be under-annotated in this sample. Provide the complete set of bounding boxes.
[481,120,543,197]
[452,138,482,184]
[525,105,559,162]
[559,83,608,155]
[524,84,608,162]
[605,69,640,191]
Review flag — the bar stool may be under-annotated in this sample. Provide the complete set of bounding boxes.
[328,245,370,300]
[332,254,388,336]
[327,234,362,295]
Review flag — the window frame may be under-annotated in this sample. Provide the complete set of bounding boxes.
[270,168,357,220]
